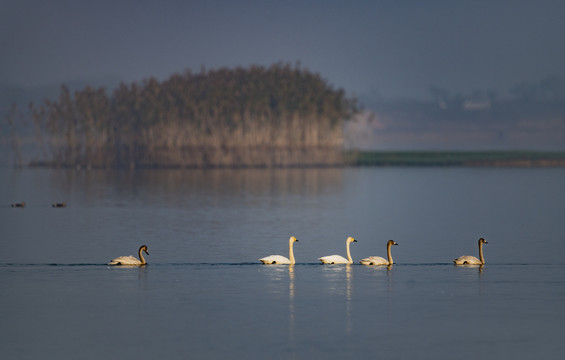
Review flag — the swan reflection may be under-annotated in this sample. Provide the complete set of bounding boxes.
[288,265,296,352]
[345,265,353,335]
[321,264,354,334]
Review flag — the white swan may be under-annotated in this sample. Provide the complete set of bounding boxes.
[259,236,299,264]
[360,240,398,265]
[319,236,357,264]
[109,245,149,266]
[453,238,488,265]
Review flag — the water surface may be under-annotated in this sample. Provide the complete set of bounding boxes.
[1,167,564,359]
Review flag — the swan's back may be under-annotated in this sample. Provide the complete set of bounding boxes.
[259,255,291,264]
[319,255,349,264]
[453,255,481,265]
[360,256,388,265]
[108,255,142,266]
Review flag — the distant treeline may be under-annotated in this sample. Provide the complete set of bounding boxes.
[22,64,357,168]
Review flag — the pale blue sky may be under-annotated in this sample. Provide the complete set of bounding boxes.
[1,0,564,100]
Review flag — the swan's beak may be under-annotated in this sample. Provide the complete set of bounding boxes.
[353,239,358,242]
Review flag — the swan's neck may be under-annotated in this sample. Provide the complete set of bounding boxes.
[478,242,485,265]
[346,241,353,264]
[288,241,296,265]
[138,248,146,265]
[387,243,393,265]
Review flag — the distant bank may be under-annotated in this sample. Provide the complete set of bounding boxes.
[25,150,565,169]
[345,150,565,167]
[6,64,565,169]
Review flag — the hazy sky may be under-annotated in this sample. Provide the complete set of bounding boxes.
[1,0,564,100]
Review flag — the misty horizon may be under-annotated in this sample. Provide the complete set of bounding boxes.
[2,0,564,101]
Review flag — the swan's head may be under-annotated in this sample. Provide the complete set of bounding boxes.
[387,240,398,246]
[139,245,149,255]
[478,238,488,245]
[289,236,299,244]
[347,236,357,243]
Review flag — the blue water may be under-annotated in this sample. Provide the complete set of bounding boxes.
[1,167,565,359]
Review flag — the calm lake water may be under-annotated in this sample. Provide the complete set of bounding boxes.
[1,166,565,359]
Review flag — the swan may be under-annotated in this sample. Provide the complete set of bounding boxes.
[109,245,149,266]
[11,201,25,207]
[360,240,398,265]
[259,236,299,264]
[453,238,488,265]
[319,237,357,264]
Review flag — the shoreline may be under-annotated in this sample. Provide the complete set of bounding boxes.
[21,150,565,169]
[346,150,565,167]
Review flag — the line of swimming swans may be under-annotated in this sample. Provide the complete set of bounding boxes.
[258,236,488,266]
[108,237,488,266]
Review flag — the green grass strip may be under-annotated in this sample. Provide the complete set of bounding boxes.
[345,150,565,166]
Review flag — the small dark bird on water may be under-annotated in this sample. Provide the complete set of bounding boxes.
[11,201,25,208]
[52,202,67,208]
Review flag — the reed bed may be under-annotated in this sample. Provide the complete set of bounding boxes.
[27,64,356,168]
